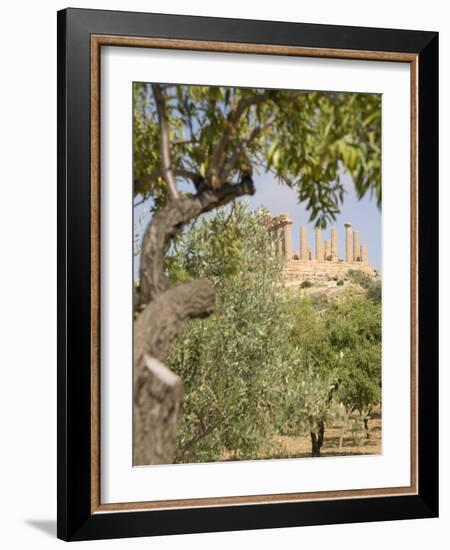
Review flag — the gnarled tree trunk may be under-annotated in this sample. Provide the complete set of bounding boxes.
[133,180,255,465]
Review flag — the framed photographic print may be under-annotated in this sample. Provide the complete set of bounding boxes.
[57,8,438,541]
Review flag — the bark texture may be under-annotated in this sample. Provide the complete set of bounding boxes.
[133,356,184,465]
[364,417,371,439]
[134,279,216,364]
[133,279,216,465]
[310,421,325,457]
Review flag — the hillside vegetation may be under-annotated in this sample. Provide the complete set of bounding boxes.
[166,203,382,463]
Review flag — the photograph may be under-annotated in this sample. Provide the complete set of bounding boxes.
[133,83,383,466]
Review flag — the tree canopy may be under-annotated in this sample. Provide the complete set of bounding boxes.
[134,84,381,227]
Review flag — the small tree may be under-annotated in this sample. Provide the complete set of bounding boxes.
[325,298,382,446]
[281,295,381,455]
[282,358,339,457]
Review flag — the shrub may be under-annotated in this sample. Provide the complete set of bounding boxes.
[348,269,372,289]
[367,280,382,304]
[337,280,344,286]
[300,280,313,288]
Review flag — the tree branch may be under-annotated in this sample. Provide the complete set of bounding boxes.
[209,94,266,188]
[138,176,256,307]
[170,138,196,146]
[219,113,277,184]
[134,168,199,195]
[152,84,180,201]
[133,194,150,208]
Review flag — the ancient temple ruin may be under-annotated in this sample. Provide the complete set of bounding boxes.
[264,213,378,284]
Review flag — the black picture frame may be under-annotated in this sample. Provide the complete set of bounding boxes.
[57,7,438,541]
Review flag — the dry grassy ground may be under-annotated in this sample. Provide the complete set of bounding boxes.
[219,407,382,462]
[266,407,382,459]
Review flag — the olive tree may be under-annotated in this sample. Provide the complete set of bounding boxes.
[281,297,340,457]
[324,298,382,446]
[166,204,290,463]
[280,295,381,457]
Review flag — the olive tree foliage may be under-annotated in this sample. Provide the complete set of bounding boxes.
[134,84,381,224]
[133,82,381,464]
[278,295,381,457]
[280,297,341,457]
[324,297,382,445]
[166,204,291,463]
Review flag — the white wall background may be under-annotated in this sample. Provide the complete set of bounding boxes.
[0,1,446,548]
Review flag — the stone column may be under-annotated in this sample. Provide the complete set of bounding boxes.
[325,240,331,261]
[331,227,338,262]
[360,244,368,263]
[277,226,284,256]
[300,225,308,260]
[353,230,360,261]
[282,215,293,259]
[315,227,324,261]
[345,223,353,262]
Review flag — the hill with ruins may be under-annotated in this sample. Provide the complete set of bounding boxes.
[264,213,380,288]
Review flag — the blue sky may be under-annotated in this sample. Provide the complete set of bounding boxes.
[134,170,381,274]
